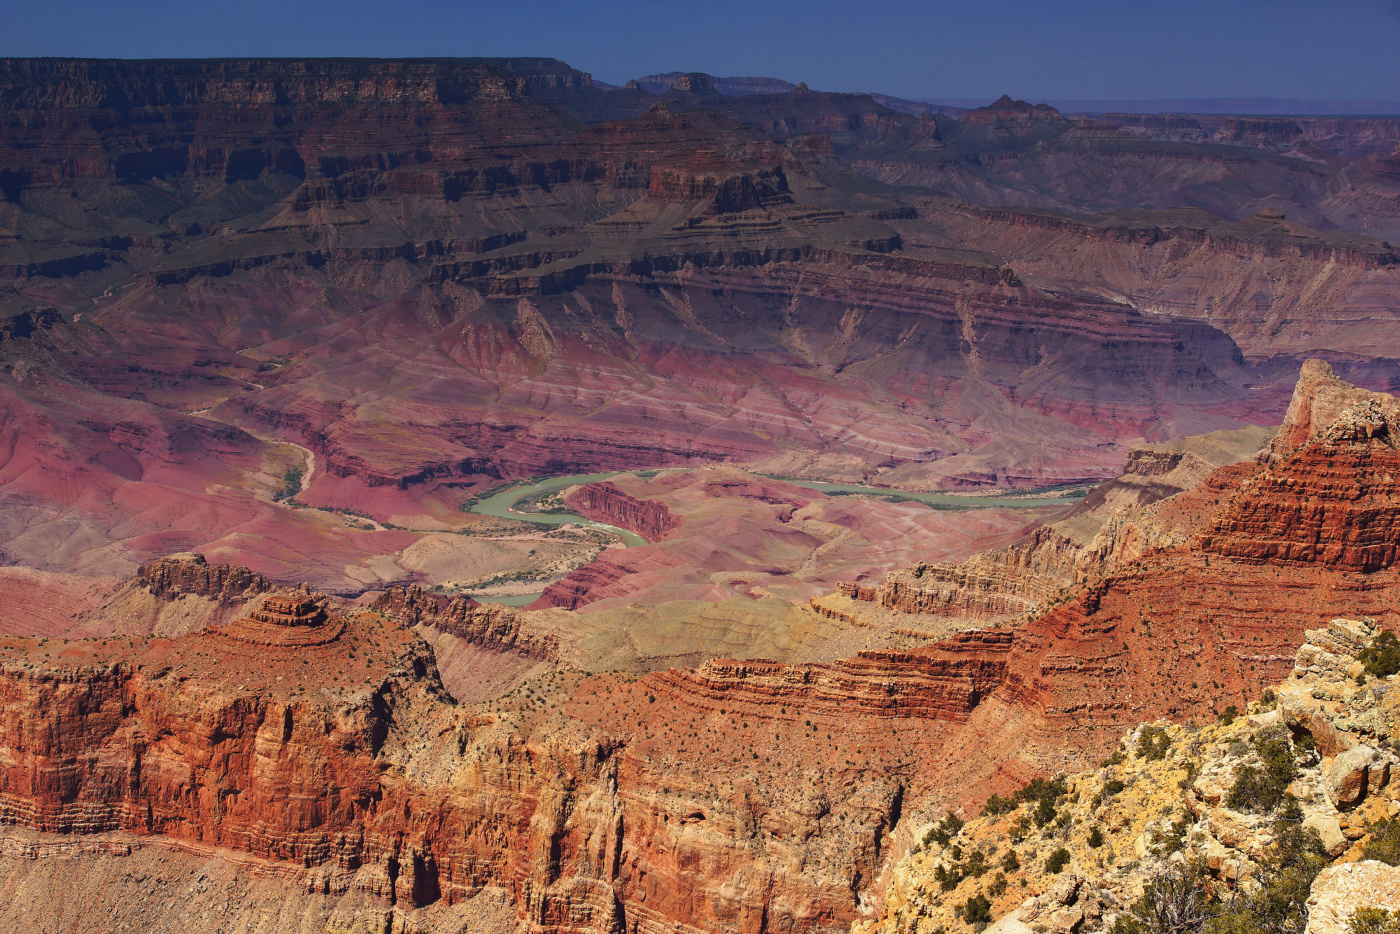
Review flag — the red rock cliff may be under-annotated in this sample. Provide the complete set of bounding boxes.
[562,481,680,542]
[137,552,273,604]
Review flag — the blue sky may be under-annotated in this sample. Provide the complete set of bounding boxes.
[3,0,1398,103]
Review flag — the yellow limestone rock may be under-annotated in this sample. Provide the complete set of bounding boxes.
[1305,860,1400,934]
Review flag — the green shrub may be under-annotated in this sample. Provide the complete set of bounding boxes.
[1244,797,1326,932]
[1351,908,1400,934]
[1361,630,1400,678]
[1218,705,1239,725]
[1137,725,1171,761]
[1159,816,1190,856]
[1364,816,1400,866]
[983,792,1016,816]
[1001,850,1020,873]
[1045,848,1071,874]
[274,467,303,501]
[1088,826,1104,848]
[959,893,992,926]
[925,813,965,848]
[1015,775,1068,827]
[1225,733,1296,814]
[1115,803,1325,934]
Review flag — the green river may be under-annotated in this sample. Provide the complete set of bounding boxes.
[464,471,1085,605]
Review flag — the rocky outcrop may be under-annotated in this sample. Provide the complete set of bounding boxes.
[136,553,273,604]
[0,307,61,338]
[1099,113,1400,160]
[632,72,798,97]
[651,628,1015,724]
[1307,862,1400,934]
[0,57,572,189]
[529,557,632,611]
[371,584,559,661]
[563,481,680,541]
[210,591,345,647]
[1264,358,1400,461]
[843,563,1055,621]
[0,620,455,906]
[958,95,1069,131]
[1197,368,1400,571]
[863,620,1400,934]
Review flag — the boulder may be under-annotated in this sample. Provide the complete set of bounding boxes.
[1281,687,1360,757]
[985,915,1036,934]
[1303,812,1349,857]
[1306,860,1400,934]
[1326,746,1380,809]
[1041,906,1084,934]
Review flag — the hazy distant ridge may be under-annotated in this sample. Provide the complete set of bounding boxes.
[927,96,1400,115]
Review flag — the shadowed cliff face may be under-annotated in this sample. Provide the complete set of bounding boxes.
[844,95,1400,241]
[0,365,1399,933]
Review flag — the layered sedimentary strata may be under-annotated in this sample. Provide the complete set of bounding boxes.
[910,201,1400,357]
[1197,361,1400,571]
[210,591,345,646]
[562,481,680,541]
[137,552,273,603]
[1264,357,1400,460]
[9,57,1399,590]
[372,584,559,661]
[841,425,1272,624]
[652,628,1015,723]
[846,96,1400,239]
[9,57,1400,934]
[0,363,1399,934]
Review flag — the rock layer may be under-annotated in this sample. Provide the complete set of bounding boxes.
[563,481,680,541]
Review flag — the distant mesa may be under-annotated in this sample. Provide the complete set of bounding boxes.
[669,73,716,94]
[961,93,1068,126]
[633,72,798,96]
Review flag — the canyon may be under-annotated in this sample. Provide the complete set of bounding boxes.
[0,363,1395,934]
[2,55,1400,934]
[2,58,1400,592]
